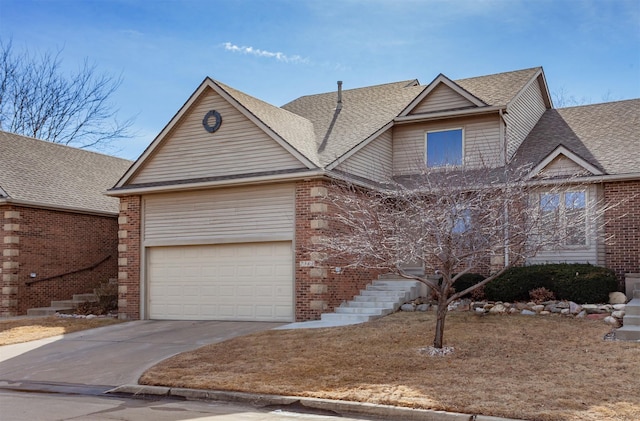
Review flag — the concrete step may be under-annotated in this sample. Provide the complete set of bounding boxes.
[615,325,640,341]
[320,313,377,323]
[50,300,82,308]
[74,293,98,302]
[624,299,640,315]
[27,307,74,316]
[622,315,640,326]
[344,300,399,308]
[334,307,393,316]
[635,290,640,299]
[359,289,409,298]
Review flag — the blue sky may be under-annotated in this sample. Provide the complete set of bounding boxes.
[1,0,639,160]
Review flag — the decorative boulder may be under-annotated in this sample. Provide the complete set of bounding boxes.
[401,304,415,312]
[609,292,627,305]
[604,316,621,328]
[416,304,430,312]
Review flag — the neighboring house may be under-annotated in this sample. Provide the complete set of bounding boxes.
[107,67,639,322]
[0,131,132,316]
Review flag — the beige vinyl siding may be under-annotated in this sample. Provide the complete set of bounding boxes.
[393,114,502,175]
[540,156,591,177]
[505,77,547,160]
[143,183,294,246]
[410,83,475,114]
[527,185,604,266]
[336,129,393,182]
[131,89,305,184]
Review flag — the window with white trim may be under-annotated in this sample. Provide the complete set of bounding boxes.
[426,129,463,167]
[538,190,587,246]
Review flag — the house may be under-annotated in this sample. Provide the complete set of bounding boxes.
[107,67,639,322]
[0,131,133,316]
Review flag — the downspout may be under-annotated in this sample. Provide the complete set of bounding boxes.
[499,108,509,267]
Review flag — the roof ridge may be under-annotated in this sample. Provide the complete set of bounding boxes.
[283,79,420,103]
[454,66,542,83]
[556,98,640,111]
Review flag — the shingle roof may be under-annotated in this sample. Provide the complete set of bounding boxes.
[513,99,640,175]
[282,80,425,166]
[0,131,132,214]
[214,80,321,166]
[455,67,542,106]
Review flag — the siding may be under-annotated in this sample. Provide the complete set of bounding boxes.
[336,129,393,182]
[540,155,590,178]
[131,89,305,184]
[410,83,475,114]
[505,77,547,160]
[143,184,295,246]
[527,185,603,266]
[392,114,502,175]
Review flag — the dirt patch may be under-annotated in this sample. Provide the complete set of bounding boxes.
[0,316,124,345]
[141,312,640,421]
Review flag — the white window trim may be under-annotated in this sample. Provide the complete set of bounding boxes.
[425,127,465,168]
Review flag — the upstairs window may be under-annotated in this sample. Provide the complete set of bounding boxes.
[426,129,463,167]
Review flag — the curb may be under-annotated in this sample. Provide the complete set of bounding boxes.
[107,384,524,421]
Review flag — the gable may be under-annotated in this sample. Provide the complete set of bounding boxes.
[129,88,307,185]
[538,155,591,177]
[409,83,476,115]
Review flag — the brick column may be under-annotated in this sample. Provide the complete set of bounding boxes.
[605,181,640,284]
[117,196,141,319]
[1,209,20,316]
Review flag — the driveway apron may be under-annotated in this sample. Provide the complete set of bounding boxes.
[0,320,281,387]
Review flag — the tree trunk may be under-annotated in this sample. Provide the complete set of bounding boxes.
[433,292,448,348]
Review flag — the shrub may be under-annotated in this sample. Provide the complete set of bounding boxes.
[529,287,555,303]
[484,264,618,304]
[452,273,486,298]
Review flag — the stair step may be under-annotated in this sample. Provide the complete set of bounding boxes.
[615,325,640,341]
[624,299,640,315]
[73,293,98,302]
[335,307,393,316]
[622,315,640,326]
[27,307,74,316]
[344,300,399,308]
[50,300,82,308]
[320,313,377,323]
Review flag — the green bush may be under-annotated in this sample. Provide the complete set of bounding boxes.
[452,273,486,297]
[484,264,618,304]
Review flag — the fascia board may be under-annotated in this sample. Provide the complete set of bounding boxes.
[106,169,327,196]
[527,145,604,179]
[0,197,117,217]
[394,105,504,123]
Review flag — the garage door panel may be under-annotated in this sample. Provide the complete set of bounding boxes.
[148,242,293,321]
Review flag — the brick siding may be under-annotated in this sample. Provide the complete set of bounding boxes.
[0,205,118,316]
[604,180,640,282]
[295,179,383,321]
[116,196,141,319]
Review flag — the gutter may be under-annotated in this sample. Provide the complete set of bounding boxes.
[106,169,328,196]
[0,198,118,217]
[526,172,640,187]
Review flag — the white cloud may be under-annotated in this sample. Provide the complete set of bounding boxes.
[222,42,309,64]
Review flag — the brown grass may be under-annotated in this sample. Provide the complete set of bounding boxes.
[141,312,640,421]
[0,316,123,345]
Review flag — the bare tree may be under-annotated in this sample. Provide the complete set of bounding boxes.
[0,39,134,149]
[318,164,610,349]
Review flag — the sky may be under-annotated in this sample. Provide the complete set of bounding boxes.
[0,0,639,160]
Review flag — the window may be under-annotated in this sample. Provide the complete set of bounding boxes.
[426,129,463,167]
[538,190,586,246]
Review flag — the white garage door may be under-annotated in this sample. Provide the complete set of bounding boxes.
[148,242,293,321]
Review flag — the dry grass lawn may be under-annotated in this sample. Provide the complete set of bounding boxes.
[0,316,123,345]
[141,312,640,421]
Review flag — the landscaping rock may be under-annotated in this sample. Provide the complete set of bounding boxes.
[531,305,545,313]
[604,316,621,328]
[613,304,626,311]
[569,301,582,314]
[609,292,627,305]
[561,309,570,315]
[612,310,625,319]
[489,304,506,314]
[401,304,415,312]
[521,309,536,316]
[540,310,551,315]
[475,307,485,314]
[576,311,586,318]
[416,304,430,312]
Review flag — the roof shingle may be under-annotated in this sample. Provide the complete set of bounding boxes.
[0,131,132,214]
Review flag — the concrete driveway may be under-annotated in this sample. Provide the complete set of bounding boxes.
[0,320,281,388]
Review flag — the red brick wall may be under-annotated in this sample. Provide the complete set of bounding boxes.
[116,196,141,319]
[295,179,383,321]
[604,180,640,282]
[0,205,118,316]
